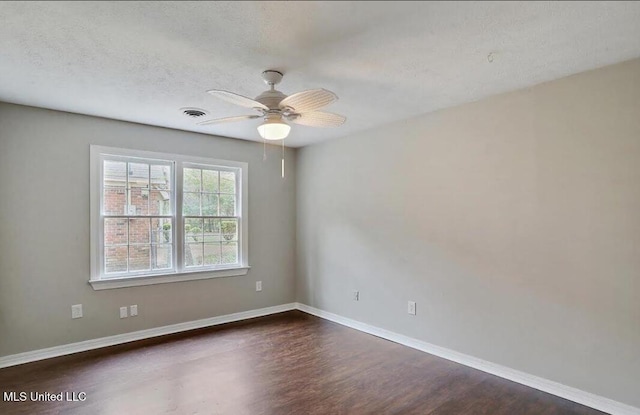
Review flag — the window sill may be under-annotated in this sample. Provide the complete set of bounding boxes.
[89,266,251,290]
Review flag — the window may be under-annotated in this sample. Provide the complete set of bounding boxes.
[90,146,249,290]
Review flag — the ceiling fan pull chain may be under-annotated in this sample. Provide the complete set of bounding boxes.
[263,138,267,161]
[281,139,285,179]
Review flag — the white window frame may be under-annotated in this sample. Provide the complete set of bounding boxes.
[89,145,249,290]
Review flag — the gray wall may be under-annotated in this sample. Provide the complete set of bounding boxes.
[296,59,640,407]
[0,103,297,356]
[1,59,639,408]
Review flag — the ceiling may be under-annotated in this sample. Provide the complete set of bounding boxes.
[1,1,640,147]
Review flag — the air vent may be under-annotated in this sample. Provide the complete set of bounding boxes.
[181,107,208,118]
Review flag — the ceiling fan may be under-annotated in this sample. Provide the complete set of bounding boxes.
[196,70,346,141]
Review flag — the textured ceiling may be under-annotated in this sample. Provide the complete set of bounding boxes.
[1,1,640,147]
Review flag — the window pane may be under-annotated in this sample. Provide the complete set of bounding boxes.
[220,219,237,241]
[220,171,236,193]
[150,191,172,215]
[183,192,201,216]
[151,218,172,244]
[202,194,218,216]
[99,154,243,278]
[128,187,149,215]
[104,161,127,186]
[185,218,203,243]
[105,246,127,273]
[204,243,221,266]
[128,163,149,189]
[129,245,151,271]
[203,219,221,243]
[150,164,171,190]
[219,194,235,216]
[185,243,203,267]
[152,244,172,270]
[183,168,201,192]
[202,170,219,193]
[129,219,150,244]
[104,218,127,245]
[221,242,238,265]
[104,186,126,215]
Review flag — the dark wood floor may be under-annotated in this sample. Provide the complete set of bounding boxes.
[0,311,605,415]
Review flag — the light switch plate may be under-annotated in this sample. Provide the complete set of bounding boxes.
[120,306,128,319]
[130,305,138,316]
[256,281,262,292]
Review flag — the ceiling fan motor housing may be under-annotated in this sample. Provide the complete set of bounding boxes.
[255,89,287,110]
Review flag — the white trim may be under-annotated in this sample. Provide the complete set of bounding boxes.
[294,303,639,415]
[0,303,295,369]
[90,145,100,282]
[88,266,250,290]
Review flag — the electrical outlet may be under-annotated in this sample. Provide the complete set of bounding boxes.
[353,291,360,301]
[408,301,416,315]
[120,306,128,319]
[256,281,262,292]
[71,304,83,319]
[130,305,138,317]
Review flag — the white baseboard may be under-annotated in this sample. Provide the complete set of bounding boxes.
[0,303,296,369]
[2,302,637,415]
[295,303,639,415]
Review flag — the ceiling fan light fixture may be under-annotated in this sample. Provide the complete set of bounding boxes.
[257,116,291,140]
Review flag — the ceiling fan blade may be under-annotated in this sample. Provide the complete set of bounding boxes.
[207,89,268,111]
[279,89,337,113]
[289,111,346,127]
[197,115,261,126]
